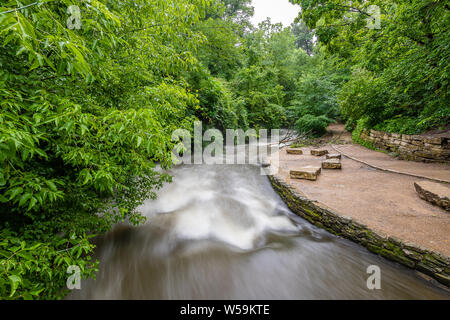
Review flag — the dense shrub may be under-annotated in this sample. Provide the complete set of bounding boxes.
[295,114,333,137]
[338,69,389,129]
[351,117,376,150]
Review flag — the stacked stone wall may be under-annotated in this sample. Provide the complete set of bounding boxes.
[360,129,450,164]
[268,175,450,288]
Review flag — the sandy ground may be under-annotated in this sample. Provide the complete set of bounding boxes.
[271,126,450,257]
[334,144,450,183]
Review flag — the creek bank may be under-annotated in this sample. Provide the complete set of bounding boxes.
[268,174,450,288]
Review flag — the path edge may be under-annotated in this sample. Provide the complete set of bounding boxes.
[331,145,450,184]
[268,174,450,289]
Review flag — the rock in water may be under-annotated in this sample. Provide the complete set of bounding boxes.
[322,159,342,169]
[414,181,450,211]
[290,167,321,181]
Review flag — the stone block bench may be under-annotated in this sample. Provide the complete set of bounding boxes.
[311,149,329,157]
[326,153,342,160]
[290,167,321,181]
[322,159,342,169]
[414,181,450,211]
[286,148,303,155]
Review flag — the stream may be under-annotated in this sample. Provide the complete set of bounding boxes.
[68,159,449,299]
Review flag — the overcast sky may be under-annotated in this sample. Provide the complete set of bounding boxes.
[250,0,301,27]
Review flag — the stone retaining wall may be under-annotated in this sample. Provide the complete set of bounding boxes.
[360,129,450,164]
[269,174,450,288]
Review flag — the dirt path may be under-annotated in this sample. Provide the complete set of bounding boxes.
[327,124,450,182]
[332,144,450,183]
[271,125,450,257]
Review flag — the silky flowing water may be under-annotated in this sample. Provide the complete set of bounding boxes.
[69,143,450,299]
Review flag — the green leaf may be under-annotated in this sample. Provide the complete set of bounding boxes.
[27,197,37,211]
[0,172,6,186]
[19,193,32,207]
[136,136,143,148]
[45,181,57,192]
[8,187,23,201]
[0,194,8,203]
[8,274,21,297]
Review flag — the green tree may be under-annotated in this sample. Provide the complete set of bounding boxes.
[291,0,450,134]
[291,21,315,55]
[0,0,208,299]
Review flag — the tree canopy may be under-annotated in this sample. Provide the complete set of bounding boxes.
[291,0,449,134]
